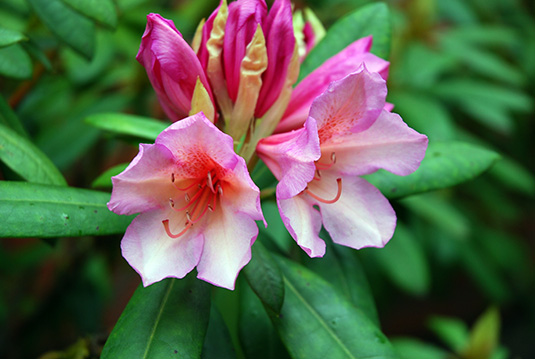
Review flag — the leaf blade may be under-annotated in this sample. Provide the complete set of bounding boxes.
[85,113,169,141]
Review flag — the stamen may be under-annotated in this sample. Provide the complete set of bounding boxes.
[218,185,223,195]
[172,178,199,191]
[162,219,191,238]
[207,171,216,193]
[305,178,342,204]
[315,152,337,170]
[314,169,322,181]
[185,193,190,202]
[331,152,336,164]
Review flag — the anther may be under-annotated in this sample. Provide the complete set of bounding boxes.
[331,152,336,164]
[208,205,214,212]
[207,171,216,193]
[185,193,190,202]
[305,178,342,204]
[218,185,223,195]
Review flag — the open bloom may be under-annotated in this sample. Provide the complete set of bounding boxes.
[108,113,264,290]
[137,0,296,147]
[257,68,428,257]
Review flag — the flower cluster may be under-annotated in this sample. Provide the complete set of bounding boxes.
[108,0,428,290]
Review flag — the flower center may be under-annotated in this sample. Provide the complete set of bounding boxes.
[162,170,222,238]
[303,152,342,204]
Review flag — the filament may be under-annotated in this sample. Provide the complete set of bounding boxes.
[305,178,342,204]
[162,219,192,238]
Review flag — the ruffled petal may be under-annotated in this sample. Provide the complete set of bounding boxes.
[310,68,387,143]
[278,195,325,257]
[277,36,390,133]
[108,143,175,215]
[312,173,396,249]
[322,110,428,176]
[256,116,320,199]
[121,209,204,287]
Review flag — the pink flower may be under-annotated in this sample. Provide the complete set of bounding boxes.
[257,68,428,257]
[108,113,264,290]
[137,0,297,144]
[276,36,390,134]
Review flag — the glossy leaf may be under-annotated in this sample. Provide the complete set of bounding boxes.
[302,241,379,326]
[270,256,399,359]
[61,0,117,28]
[369,223,430,296]
[0,122,66,186]
[102,276,211,359]
[0,94,28,137]
[0,27,27,47]
[239,281,290,359]
[0,181,133,238]
[364,141,500,200]
[202,305,236,359]
[298,3,391,82]
[0,43,32,79]
[28,0,95,59]
[85,113,169,141]
[243,240,285,314]
[92,163,128,188]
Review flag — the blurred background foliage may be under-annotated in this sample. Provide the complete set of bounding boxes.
[0,0,533,358]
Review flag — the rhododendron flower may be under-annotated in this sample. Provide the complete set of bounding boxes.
[257,68,428,257]
[137,0,297,150]
[108,113,264,290]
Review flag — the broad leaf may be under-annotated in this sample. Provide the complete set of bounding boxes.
[302,241,380,326]
[85,113,169,141]
[28,0,95,59]
[0,94,28,137]
[365,141,500,199]
[202,305,236,359]
[270,256,399,359]
[0,27,27,47]
[0,181,133,238]
[61,0,118,28]
[102,276,211,359]
[0,122,66,186]
[392,338,451,359]
[428,316,469,353]
[243,240,285,314]
[0,43,32,79]
[299,2,391,82]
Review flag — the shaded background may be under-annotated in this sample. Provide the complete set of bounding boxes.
[0,0,533,358]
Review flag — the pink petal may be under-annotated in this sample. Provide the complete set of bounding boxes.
[108,143,175,215]
[155,112,238,172]
[196,198,260,290]
[276,36,390,133]
[137,13,214,121]
[121,209,204,286]
[256,116,320,199]
[322,110,428,176]
[312,173,396,249]
[224,0,267,102]
[278,195,325,257]
[310,68,387,144]
[255,0,295,117]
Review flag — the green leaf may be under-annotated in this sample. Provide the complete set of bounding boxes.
[392,338,450,359]
[27,0,95,59]
[202,305,236,359]
[270,256,399,359]
[428,316,469,353]
[364,141,500,200]
[0,27,27,47]
[298,2,391,82]
[91,163,129,188]
[489,157,535,196]
[239,280,290,359]
[259,200,292,254]
[60,0,117,28]
[0,122,66,186]
[102,276,211,359]
[462,308,500,359]
[368,223,430,296]
[85,113,169,141]
[0,43,32,79]
[0,181,133,238]
[302,242,379,326]
[0,94,28,137]
[243,240,285,314]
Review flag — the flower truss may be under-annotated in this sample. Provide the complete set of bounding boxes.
[109,0,428,289]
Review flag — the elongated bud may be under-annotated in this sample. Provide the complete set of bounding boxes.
[227,25,268,141]
[190,77,216,122]
[206,0,233,120]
